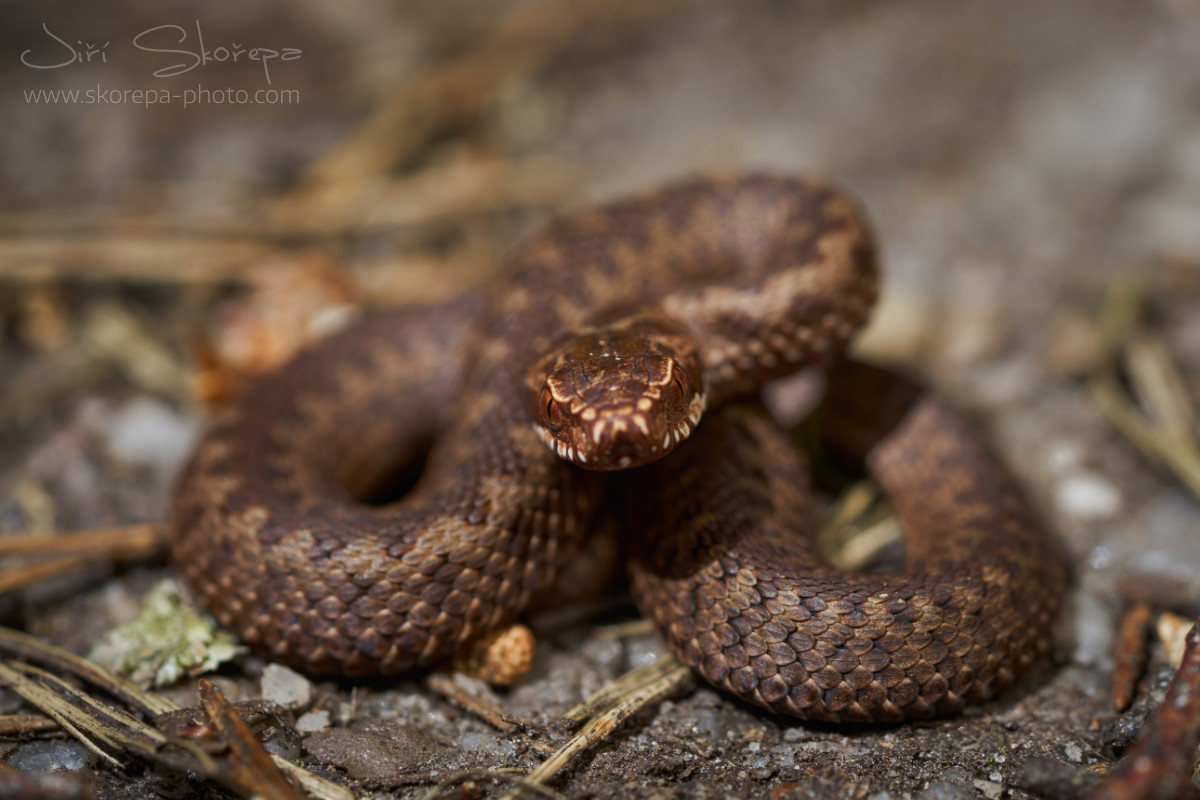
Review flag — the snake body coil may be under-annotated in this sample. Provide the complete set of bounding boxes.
[172,175,1063,721]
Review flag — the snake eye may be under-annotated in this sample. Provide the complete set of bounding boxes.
[667,373,688,410]
[542,388,566,432]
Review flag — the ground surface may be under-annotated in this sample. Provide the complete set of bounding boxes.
[3,1,1200,798]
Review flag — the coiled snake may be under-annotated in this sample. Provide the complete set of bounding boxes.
[172,175,1063,723]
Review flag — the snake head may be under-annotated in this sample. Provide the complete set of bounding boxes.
[530,328,706,471]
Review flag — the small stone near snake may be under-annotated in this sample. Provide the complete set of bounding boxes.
[1055,471,1123,520]
[260,663,314,709]
[295,709,330,733]
[7,740,96,773]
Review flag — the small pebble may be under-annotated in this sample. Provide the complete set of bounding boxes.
[1066,586,1115,667]
[782,726,808,742]
[8,740,95,772]
[296,709,331,733]
[969,357,1038,408]
[81,396,199,480]
[919,768,974,800]
[973,779,1004,800]
[1158,611,1191,667]
[260,663,314,709]
[1055,472,1122,520]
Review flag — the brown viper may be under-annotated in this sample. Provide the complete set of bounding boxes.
[172,175,1063,723]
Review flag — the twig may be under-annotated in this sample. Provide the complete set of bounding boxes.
[0,626,173,717]
[0,661,181,770]
[426,672,532,735]
[818,481,902,572]
[0,524,165,596]
[1086,619,1200,800]
[592,619,656,640]
[1089,284,1200,501]
[0,765,91,799]
[1111,603,1153,712]
[0,712,61,736]
[0,556,95,596]
[0,234,278,284]
[196,679,305,800]
[0,524,163,558]
[0,626,349,800]
[517,655,692,791]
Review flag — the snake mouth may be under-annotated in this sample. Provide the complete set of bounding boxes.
[531,394,704,472]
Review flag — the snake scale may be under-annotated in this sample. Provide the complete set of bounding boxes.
[172,175,1064,723]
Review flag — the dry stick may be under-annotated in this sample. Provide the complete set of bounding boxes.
[0,234,278,283]
[1111,603,1154,712]
[0,627,351,800]
[1084,284,1200,798]
[0,151,572,288]
[0,712,61,736]
[197,679,305,800]
[817,482,901,572]
[426,672,534,736]
[1086,620,1200,800]
[593,619,656,640]
[0,761,92,800]
[0,556,96,596]
[1089,286,1200,501]
[0,661,176,770]
[0,626,173,718]
[0,525,165,596]
[521,656,693,790]
[0,523,163,558]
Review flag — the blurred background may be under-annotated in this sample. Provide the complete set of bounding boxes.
[2,1,1200,797]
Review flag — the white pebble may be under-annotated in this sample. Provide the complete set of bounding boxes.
[260,663,314,709]
[974,779,1004,800]
[295,709,331,733]
[1055,472,1122,520]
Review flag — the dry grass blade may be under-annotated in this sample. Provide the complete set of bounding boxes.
[0,626,173,717]
[197,679,305,800]
[818,481,902,572]
[0,556,95,596]
[561,656,688,728]
[0,712,61,735]
[1086,619,1200,800]
[1088,284,1200,501]
[0,524,165,597]
[426,672,533,735]
[593,619,656,640]
[0,661,192,771]
[0,626,348,800]
[0,524,163,558]
[512,655,692,793]
[0,234,279,283]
